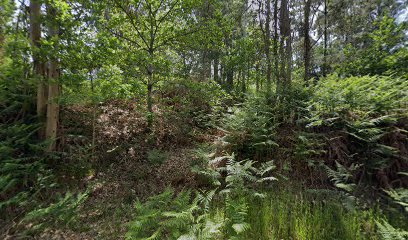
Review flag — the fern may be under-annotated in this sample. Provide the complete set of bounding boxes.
[22,191,89,232]
[384,188,408,213]
[126,188,211,240]
[376,219,408,240]
[326,161,360,193]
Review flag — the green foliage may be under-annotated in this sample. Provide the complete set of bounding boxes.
[218,156,276,238]
[129,187,383,239]
[0,13,90,235]
[160,78,230,128]
[308,75,408,120]
[223,96,278,158]
[385,188,408,213]
[2,0,408,238]
[220,156,276,193]
[223,83,310,160]
[126,188,220,240]
[0,122,50,212]
[339,15,408,78]
[376,219,408,240]
[306,74,408,190]
[294,132,326,167]
[191,146,222,187]
[244,189,378,239]
[128,151,276,239]
[326,161,359,193]
[0,37,52,216]
[23,191,89,232]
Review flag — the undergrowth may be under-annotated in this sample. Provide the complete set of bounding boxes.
[124,74,408,239]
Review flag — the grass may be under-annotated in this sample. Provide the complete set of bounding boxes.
[240,188,379,240]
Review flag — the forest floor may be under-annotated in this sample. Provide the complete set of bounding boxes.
[38,147,203,239]
[11,95,407,239]
[36,102,224,239]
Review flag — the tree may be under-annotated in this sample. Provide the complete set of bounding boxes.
[101,0,201,118]
[322,0,328,76]
[30,0,47,139]
[340,15,408,78]
[303,0,311,83]
[258,0,273,96]
[278,0,291,93]
[45,2,61,151]
[0,0,14,66]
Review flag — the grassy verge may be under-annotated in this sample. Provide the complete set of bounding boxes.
[242,188,378,240]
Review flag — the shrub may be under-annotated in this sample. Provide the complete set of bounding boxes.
[305,74,408,202]
[160,78,231,129]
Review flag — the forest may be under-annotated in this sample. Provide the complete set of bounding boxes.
[0,0,407,239]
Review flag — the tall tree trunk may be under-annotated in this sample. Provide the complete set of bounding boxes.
[287,31,292,85]
[45,3,60,151]
[225,35,233,90]
[323,0,328,76]
[237,70,241,92]
[303,0,311,83]
[30,0,47,137]
[286,1,292,86]
[147,82,153,112]
[226,67,233,90]
[279,0,291,93]
[265,0,272,96]
[220,61,225,85]
[273,0,279,91]
[255,62,260,92]
[213,52,219,83]
[90,71,96,161]
[201,48,210,80]
[147,58,153,114]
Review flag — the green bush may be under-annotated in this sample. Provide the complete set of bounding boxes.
[339,16,408,79]
[22,191,89,233]
[303,74,408,229]
[0,122,50,213]
[160,78,231,129]
[126,189,202,239]
[306,75,408,189]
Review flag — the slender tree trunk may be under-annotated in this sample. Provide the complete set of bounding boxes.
[265,0,272,96]
[244,60,249,93]
[201,48,210,81]
[90,71,96,161]
[0,30,3,63]
[287,31,292,85]
[146,64,153,128]
[147,66,153,113]
[279,0,291,93]
[255,62,260,92]
[30,0,47,137]
[45,4,60,151]
[278,0,285,93]
[303,0,311,83]
[147,83,153,111]
[273,0,279,91]
[225,36,233,90]
[237,70,241,92]
[220,61,224,85]
[286,0,292,86]
[213,53,219,83]
[323,0,328,76]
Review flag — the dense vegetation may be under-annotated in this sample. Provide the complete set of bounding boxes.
[1,0,407,239]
